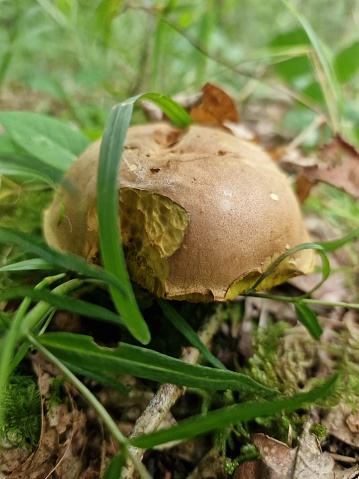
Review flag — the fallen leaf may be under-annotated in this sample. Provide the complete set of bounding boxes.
[247,424,359,479]
[0,445,30,477]
[322,404,359,449]
[190,83,239,125]
[296,173,317,203]
[294,426,335,479]
[252,433,296,479]
[297,135,359,201]
[233,460,264,479]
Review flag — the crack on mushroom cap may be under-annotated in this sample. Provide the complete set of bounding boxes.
[119,188,190,297]
[83,189,190,297]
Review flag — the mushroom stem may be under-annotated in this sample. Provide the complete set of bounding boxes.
[122,304,228,478]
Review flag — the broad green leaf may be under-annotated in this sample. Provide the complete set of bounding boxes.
[0,154,61,184]
[130,375,338,448]
[0,227,128,297]
[0,112,90,171]
[0,132,21,153]
[157,299,226,370]
[303,81,325,105]
[334,41,359,84]
[39,332,277,396]
[269,28,312,82]
[295,302,322,339]
[0,287,125,328]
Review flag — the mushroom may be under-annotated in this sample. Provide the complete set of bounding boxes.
[43,123,315,302]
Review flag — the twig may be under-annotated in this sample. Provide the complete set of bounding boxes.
[121,305,227,478]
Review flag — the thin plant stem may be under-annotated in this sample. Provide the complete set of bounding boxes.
[250,292,359,310]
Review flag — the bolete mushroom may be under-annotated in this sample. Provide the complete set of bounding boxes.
[43,123,315,302]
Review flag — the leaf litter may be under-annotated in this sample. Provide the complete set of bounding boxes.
[2,83,359,478]
[236,424,359,479]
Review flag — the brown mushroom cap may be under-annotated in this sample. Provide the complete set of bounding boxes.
[43,123,315,301]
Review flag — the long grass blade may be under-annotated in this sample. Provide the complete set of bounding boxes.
[157,299,226,370]
[244,243,330,297]
[130,374,338,448]
[0,258,56,272]
[0,227,128,297]
[0,286,125,328]
[281,0,341,131]
[97,93,191,344]
[295,302,322,339]
[39,332,277,396]
[97,101,150,344]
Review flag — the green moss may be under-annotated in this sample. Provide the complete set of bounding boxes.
[0,186,53,286]
[310,423,328,442]
[0,374,41,450]
[0,187,52,235]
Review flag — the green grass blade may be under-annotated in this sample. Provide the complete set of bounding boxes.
[295,302,322,340]
[130,374,338,448]
[244,243,330,296]
[103,453,126,479]
[157,299,226,370]
[0,258,56,272]
[0,227,128,297]
[0,158,57,184]
[97,101,150,344]
[38,332,277,396]
[141,92,192,127]
[318,227,359,252]
[0,286,125,329]
[97,93,191,344]
[281,0,341,132]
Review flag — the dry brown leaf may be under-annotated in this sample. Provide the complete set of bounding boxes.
[297,135,359,201]
[294,427,336,478]
[0,445,30,477]
[245,425,359,479]
[190,83,239,125]
[252,433,296,479]
[296,173,317,203]
[233,460,264,479]
[322,404,359,449]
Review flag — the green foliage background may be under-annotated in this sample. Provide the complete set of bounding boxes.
[1,0,359,139]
